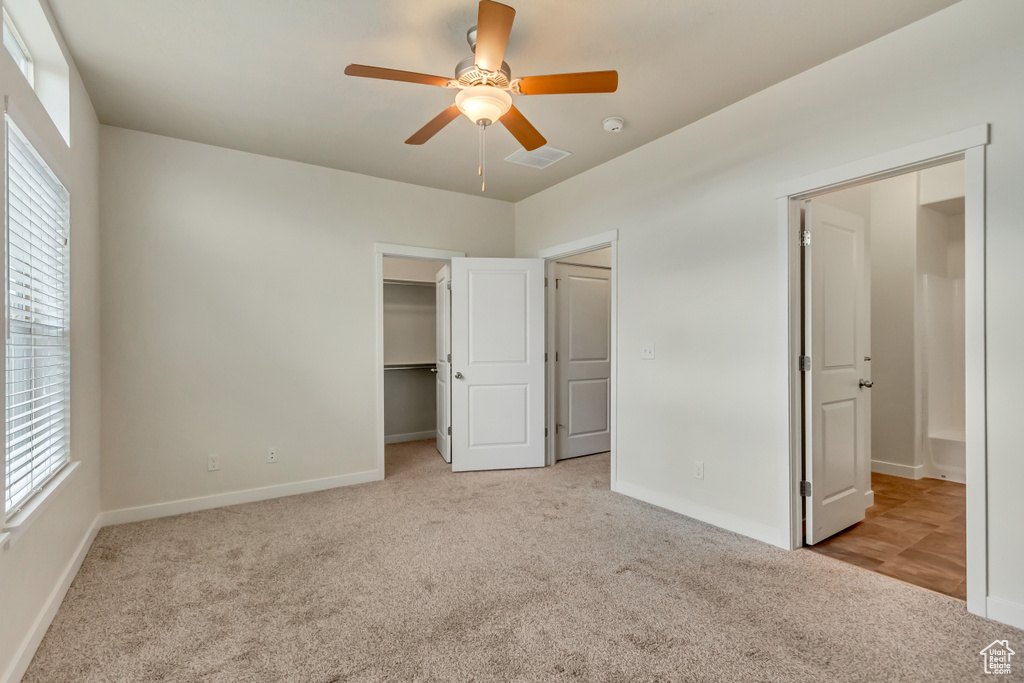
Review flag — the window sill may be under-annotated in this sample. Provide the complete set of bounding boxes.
[2,460,80,550]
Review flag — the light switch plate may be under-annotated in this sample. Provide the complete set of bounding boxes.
[641,342,656,360]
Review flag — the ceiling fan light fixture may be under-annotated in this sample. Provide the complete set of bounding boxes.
[456,85,512,125]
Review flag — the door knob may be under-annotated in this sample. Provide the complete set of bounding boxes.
[859,379,874,388]
[454,372,464,379]
[430,368,437,373]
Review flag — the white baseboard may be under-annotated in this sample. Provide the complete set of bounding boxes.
[384,431,435,445]
[987,596,1024,631]
[871,459,926,479]
[1,514,101,683]
[100,469,381,527]
[922,463,967,485]
[614,479,784,549]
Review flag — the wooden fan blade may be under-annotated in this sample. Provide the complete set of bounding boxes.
[499,105,546,151]
[406,105,462,145]
[517,71,619,95]
[475,1,515,72]
[344,64,450,87]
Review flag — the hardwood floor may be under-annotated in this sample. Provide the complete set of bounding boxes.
[806,472,966,599]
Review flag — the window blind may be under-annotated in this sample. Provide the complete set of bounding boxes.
[4,116,70,515]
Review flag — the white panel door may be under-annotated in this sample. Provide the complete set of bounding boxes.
[806,201,872,545]
[435,265,452,463]
[555,263,611,459]
[451,258,545,472]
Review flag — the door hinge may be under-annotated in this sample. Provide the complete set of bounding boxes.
[555,278,560,288]
[545,427,548,437]
[545,277,548,287]
[545,352,548,362]
[800,231,811,247]
[447,353,451,362]
[799,355,810,372]
[446,280,451,290]
[447,426,451,436]
[556,423,562,434]
[800,480,812,497]
[555,351,558,362]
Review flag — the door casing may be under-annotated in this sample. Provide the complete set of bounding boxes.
[778,125,988,617]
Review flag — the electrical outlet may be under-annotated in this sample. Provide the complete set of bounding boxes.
[694,460,704,480]
[641,342,656,360]
[267,447,278,464]
[208,454,220,472]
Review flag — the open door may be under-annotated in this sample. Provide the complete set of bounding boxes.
[805,200,872,544]
[450,258,546,472]
[555,262,611,459]
[435,264,452,462]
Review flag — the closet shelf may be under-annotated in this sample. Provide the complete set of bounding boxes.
[384,363,437,371]
[383,279,434,287]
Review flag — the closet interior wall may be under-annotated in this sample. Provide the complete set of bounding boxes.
[382,258,443,444]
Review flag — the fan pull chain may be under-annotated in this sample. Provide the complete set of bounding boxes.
[478,120,487,193]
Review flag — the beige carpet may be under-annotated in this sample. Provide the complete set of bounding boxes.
[25,441,1022,682]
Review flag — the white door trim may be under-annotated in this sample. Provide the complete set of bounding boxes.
[536,231,618,489]
[374,243,465,478]
[778,125,989,618]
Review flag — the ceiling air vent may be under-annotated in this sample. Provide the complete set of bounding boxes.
[504,146,571,170]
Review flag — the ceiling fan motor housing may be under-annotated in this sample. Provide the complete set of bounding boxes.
[456,56,512,89]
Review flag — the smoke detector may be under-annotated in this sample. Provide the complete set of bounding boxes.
[603,117,624,132]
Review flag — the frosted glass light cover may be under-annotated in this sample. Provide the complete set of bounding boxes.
[456,85,512,124]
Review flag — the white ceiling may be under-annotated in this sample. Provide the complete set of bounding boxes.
[47,0,959,202]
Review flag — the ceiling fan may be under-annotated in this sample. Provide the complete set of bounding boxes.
[344,0,618,191]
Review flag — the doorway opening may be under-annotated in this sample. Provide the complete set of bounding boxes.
[546,248,613,473]
[781,124,988,616]
[800,161,967,599]
[540,231,619,488]
[374,244,464,480]
[381,255,451,478]
[374,235,618,485]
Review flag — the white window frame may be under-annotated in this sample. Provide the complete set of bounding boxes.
[2,9,34,87]
[2,114,72,541]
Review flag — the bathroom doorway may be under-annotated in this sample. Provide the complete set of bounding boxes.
[801,160,967,598]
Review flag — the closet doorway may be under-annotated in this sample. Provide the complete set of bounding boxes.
[374,235,619,485]
[382,256,448,448]
[374,245,464,479]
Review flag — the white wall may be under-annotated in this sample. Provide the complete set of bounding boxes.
[868,173,920,473]
[382,280,437,443]
[0,1,101,681]
[99,127,514,512]
[383,283,436,365]
[514,0,1024,619]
